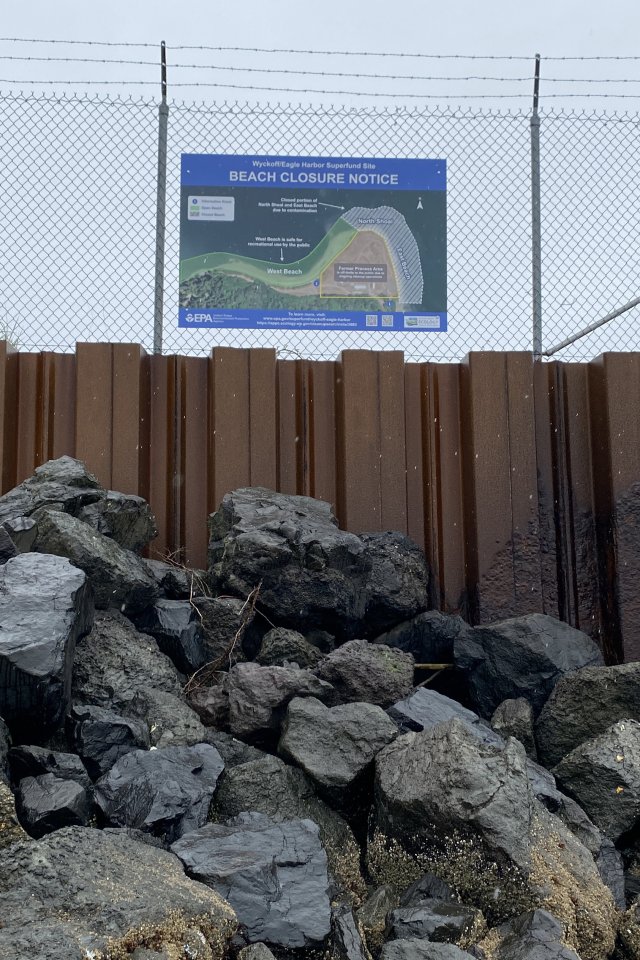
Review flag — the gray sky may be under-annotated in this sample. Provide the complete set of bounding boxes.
[1,1,640,107]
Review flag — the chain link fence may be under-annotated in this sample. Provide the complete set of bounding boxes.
[0,89,638,361]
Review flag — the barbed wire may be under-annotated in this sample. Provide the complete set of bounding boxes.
[2,39,640,61]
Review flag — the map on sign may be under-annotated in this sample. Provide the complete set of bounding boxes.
[179,155,447,332]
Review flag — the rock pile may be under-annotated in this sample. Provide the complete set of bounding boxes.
[0,458,638,960]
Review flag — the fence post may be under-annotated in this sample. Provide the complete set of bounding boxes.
[530,53,543,358]
[153,41,168,356]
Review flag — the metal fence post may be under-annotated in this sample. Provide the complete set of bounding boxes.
[153,41,168,355]
[530,54,543,358]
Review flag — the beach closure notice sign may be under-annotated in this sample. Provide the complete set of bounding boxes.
[179,154,447,332]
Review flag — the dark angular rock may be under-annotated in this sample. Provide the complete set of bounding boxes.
[227,661,334,743]
[374,718,533,876]
[15,773,92,838]
[374,611,468,666]
[210,752,365,905]
[0,826,236,960]
[77,488,158,552]
[387,899,485,947]
[95,743,224,843]
[491,698,537,759]
[359,531,430,635]
[0,455,103,526]
[381,942,476,960]
[8,744,91,791]
[455,613,604,719]
[388,688,502,745]
[134,599,207,674]
[279,696,398,802]
[0,553,93,739]
[72,611,206,747]
[316,639,414,708]
[256,627,323,668]
[332,903,371,960]
[488,908,581,959]
[400,873,456,907]
[552,719,640,842]
[195,594,256,666]
[207,487,371,639]
[172,811,331,948]
[535,662,640,768]
[34,508,159,613]
[142,556,209,600]
[69,703,150,779]
[2,515,37,552]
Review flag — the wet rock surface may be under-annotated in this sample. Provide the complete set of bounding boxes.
[34,507,159,613]
[15,772,92,837]
[134,598,207,673]
[455,613,604,718]
[0,553,93,739]
[172,812,332,948]
[359,531,431,635]
[95,743,224,842]
[69,702,151,778]
[256,626,323,668]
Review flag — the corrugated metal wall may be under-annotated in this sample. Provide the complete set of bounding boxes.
[2,342,639,662]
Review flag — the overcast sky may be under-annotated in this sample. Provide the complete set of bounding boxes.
[1,0,640,107]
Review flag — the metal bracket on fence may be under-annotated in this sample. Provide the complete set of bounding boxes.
[530,54,543,359]
[153,41,168,356]
[542,296,640,357]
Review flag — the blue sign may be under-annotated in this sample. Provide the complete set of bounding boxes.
[179,154,447,332]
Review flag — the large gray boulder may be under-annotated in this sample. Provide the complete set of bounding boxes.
[0,553,93,738]
[0,826,236,959]
[359,531,430,635]
[374,718,534,877]
[34,508,158,613]
[535,662,640,767]
[279,696,398,804]
[315,639,414,708]
[369,719,617,960]
[210,752,365,905]
[95,743,224,843]
[226,661,334,743]
[72,611,207,747]
[172,812,331,948]
[455,613,604,719]
[207,488,371,638]
[552,719,640,843]
[0,455,103,525]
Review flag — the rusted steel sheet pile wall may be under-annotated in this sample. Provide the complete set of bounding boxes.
[1,343,639,662]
